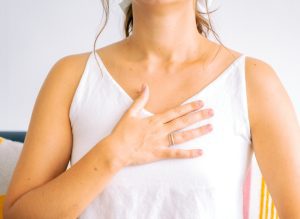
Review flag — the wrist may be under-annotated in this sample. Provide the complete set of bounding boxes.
[96,135,126,173]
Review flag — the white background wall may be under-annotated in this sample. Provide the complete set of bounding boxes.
[0,0,299,130]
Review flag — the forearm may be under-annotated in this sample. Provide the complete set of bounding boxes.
[4,136,123,219]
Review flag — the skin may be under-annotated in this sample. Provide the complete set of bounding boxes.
[3,0,300,218]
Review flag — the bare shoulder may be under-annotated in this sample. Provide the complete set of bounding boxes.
[46,52,92,106]
[244,55,278,84]
[244,55,279,94]
[51,52,91,90]
[52,51,91,74]
[243,56,294,127]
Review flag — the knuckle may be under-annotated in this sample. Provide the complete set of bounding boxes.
[189,150,195,157]
[191,101,202,109]
[163,121,174,133]
[160,125,168,135]
[196,127,206,135]
[191,150,198,157]
[199,111,206,119]
[173,107,182,115]
[200,124,212,134]
[154,112,165,122]
[199,110,209,119]
[182,130,192,140]
[169,149,177,157]
[148,115,159,125]
[174,149,182,157]
[167,149,175,157]
[190,103,198,110]
[198,110,206,120]
[160,149,168,158]
[186,150,192,158]
[160,150,167,158]
[167,121,178,131]
[181,115,191,124]
[192,128,201,137]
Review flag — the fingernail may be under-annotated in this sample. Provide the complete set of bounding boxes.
[207,124,213,131]
[196,100,203,106]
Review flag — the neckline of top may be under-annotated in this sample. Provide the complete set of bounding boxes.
[93,51,245,116]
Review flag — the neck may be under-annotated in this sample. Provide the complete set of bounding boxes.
[126,0,209,63]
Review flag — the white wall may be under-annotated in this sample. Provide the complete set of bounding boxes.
[0,0,299,130]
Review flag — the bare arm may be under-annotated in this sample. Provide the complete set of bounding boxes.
[246,57,300,218]
[3,54,122,218]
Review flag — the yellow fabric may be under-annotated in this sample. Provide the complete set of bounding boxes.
[0,137,4,144]
[0,195,5,219]
[260,178,279,219]
[0,137,6,219]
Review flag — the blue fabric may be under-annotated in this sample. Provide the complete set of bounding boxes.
[0,131,26,143]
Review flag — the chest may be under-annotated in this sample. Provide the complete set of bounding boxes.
[100,59,228,115]
[70,82,252,190]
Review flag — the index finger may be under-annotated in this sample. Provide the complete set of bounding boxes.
[155,100,204,124]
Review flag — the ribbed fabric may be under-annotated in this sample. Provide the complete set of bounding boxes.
[69,51,253,219]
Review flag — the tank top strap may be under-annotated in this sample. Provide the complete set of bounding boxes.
[233,54,252,144]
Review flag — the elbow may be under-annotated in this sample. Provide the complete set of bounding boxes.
[3,199,80,219]
[3,207,13,219]
[3,194,26,219]
[3,201,21,219]
[3,199,13,219]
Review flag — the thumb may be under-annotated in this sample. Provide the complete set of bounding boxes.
[129,83,149,115]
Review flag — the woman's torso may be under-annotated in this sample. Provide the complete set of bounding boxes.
[69,46,253,219]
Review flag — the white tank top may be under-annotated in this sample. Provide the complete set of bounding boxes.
[69,51,253,219]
